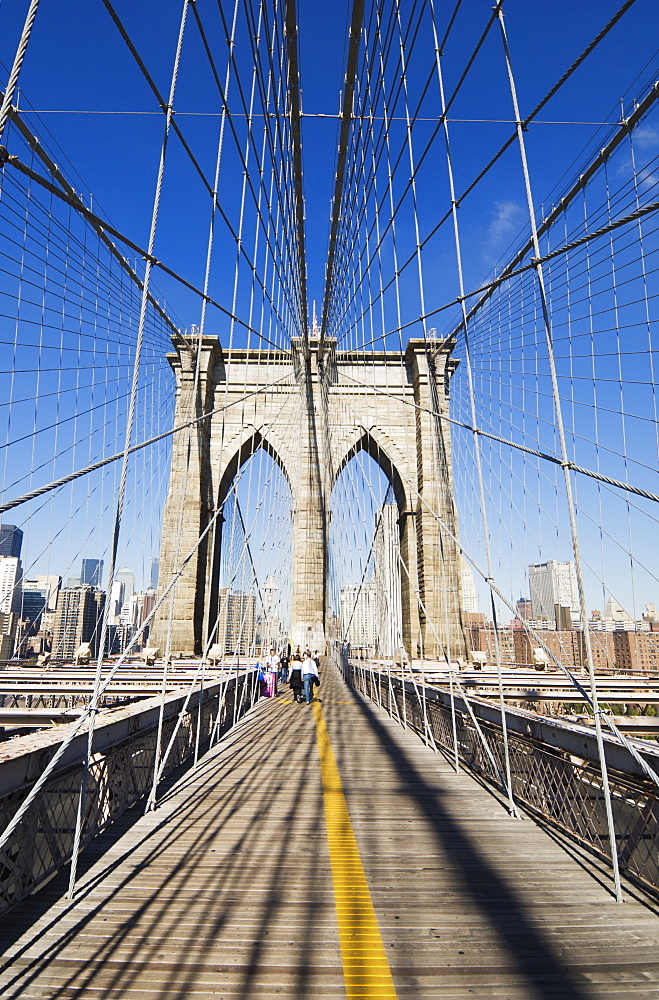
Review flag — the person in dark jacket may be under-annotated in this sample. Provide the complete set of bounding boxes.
[288,654,303,703]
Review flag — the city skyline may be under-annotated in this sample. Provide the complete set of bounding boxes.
[1,1,657,639]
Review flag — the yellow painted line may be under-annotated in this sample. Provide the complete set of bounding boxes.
[313,701,398,999]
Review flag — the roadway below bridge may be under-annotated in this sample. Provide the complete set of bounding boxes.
[1,661,658,999]
[369,662,659,703]
[0,663,255,737]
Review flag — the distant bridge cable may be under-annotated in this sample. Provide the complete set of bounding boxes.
[0,149,293,349]
[338,364,659,518]
[326,0,642,352]
[284,0,310,351]
[189,1,303,340]
[325,0,499,346]
[0,370,296,516]
[0,97,181,339]
[100,0,302,346]
[335,190,659,352]
[451,76,659,342]
[319,0,365,355]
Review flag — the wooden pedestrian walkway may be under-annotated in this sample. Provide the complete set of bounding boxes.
[1,662,658,999]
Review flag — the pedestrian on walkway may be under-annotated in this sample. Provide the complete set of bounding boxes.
[280,647,290,683]
[264,647,279,698]
[289,654,304,703]
[302,652,319,704]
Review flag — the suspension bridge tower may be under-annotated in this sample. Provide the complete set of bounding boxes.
[152,331,467,663]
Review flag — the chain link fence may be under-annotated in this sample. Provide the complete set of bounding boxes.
[0,671,258,915]
[341,654,659,899]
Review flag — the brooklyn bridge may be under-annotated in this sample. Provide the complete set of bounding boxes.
[0,0,658,996]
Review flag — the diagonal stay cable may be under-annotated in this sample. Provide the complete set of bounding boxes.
[284,0,310,351]
[0,147,290,351]
[338,370,659,504]
[337,192,659,350]
[0,369,296,514]
[189,2,303,333]
[2,98,181,339]
[319,0,365,354]
[0,497,232,860]
[328,0,643,349]
[101,0,299,343]
[0,0,41,143]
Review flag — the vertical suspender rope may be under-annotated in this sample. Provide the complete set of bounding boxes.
[395,0,455,676]
[449,665,460,773]
[430,0,518,816]
[376,6,419,671]
[67,0,192,886]
[504,5,623,899]
[197,0,240,651]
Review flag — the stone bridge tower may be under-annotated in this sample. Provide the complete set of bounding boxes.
[152,333,466,661]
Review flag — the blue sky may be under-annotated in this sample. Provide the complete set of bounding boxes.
[1,0,659,617]
[0,0,655,320]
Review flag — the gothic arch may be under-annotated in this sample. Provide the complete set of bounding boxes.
[331,426,411,515]
[155,335,464,659]
[215,425,296,512]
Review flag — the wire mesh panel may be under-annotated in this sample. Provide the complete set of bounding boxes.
[345,657,659,899]
[0,672,258,917]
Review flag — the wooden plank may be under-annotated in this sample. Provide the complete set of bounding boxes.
[0,661,658,999]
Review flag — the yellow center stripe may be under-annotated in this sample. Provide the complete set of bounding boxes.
[313,701,398,999]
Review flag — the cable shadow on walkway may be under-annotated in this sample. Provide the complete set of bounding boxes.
[339,683,607,1000]
[0,697,333,1000]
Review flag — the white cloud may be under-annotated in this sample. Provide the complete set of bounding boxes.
[633,125,659,151]
[487,200,525,246]
[639,165,658,191]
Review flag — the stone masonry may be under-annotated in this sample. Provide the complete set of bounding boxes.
[152,333,467,660]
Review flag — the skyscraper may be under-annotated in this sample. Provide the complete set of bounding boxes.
[373,503,403,656]
[115,568,135,604]
[529,561,579,623]
[516,597,533,621]
[20,580,51,632]
[0,524,23,559]
[109,580,125,621]
[461,557,479,614]
[217,589,257,656]
[51,586,105,661]
[0,557,22,616]
[34,575,61,611]
[340,583,378,653]
[80,558,104,588]
[150,558,160,591]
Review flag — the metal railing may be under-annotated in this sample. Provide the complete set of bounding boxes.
[339,651,659,899]
[0,671,259,916]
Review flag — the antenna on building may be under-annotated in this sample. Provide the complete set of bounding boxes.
[311,301,320,338]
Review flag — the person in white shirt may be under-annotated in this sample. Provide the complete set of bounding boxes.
[264,648,280,698]
[302,653,319,704]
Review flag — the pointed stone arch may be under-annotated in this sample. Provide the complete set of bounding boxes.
[204,427,296,646]
[332,425,411,513]
[215,425,296,514]
[330,426,422,657]
[154,335,466,660]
